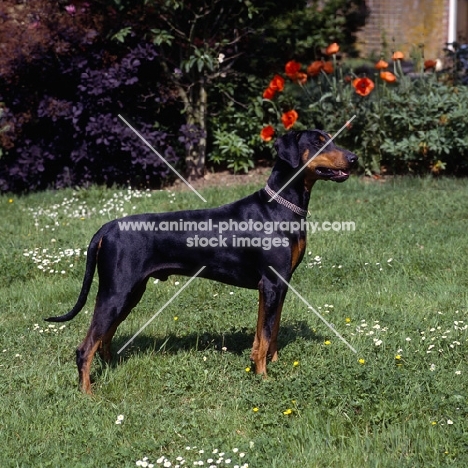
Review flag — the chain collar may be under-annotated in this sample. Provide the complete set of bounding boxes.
[264,184,308,217]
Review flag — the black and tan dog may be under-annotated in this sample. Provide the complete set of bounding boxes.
[46,130,357,393]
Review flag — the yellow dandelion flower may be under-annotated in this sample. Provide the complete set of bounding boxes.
[324,340,331,345]
[358,358,365,365]
[8,199,13,203]
[431,421,437,425]
[345,317,351,323]
[245,366,251,372]
[174,316,178,321]
[395,354,401,360]
[293,361,299,367]
[253,407,259,412]
[283,409,292,415]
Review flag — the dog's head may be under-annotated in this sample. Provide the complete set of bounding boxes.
[275,130,358,184]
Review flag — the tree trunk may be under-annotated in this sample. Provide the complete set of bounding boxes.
[179,81,208,180]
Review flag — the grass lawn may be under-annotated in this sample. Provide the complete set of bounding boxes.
[0,176,467,467]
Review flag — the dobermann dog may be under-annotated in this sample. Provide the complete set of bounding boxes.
[46,130,357,393]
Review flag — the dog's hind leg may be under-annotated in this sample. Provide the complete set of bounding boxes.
[76,279,148,394]
[98,281,148,363]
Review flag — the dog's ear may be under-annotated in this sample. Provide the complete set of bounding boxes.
[274,131,302,168]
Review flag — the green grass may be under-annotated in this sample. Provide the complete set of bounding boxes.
[0,177,467,467]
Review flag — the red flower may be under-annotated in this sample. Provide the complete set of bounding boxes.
[392,51,404,60]
[281,110,299,130]
[307,61,323,77]
[352,77,375,96]
[260,125,275,142]
[295,72,308,84]
[325,42,340,55]
[424,59,437,70]
[285,60,301,79]
[380,71,397,83]
[263,87,276,99]
[322,61,334,74]
[263,74,285,99]
[269,74,285,92]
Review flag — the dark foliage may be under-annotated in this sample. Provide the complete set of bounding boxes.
[0,3,186,193]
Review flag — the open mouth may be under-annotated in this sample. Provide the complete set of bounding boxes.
[315,167,350,182]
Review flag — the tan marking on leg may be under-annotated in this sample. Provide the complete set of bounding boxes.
[250,288,264,361]
[268,300,285,362]
[254,329,269,376]
[98,318,125,363]
[250,287,268,376]
[79,339,102,394]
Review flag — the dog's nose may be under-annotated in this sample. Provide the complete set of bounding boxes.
[346,151,358,164]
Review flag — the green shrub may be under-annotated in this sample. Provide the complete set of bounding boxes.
[260,47,468,175]
[210,129,256,173]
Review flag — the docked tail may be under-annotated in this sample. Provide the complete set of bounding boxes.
[45,233,102,322]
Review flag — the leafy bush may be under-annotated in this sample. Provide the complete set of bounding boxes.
[0,0,369,190]
[205,0,368,174]
[0,2,185,193]
[259,46,468,175]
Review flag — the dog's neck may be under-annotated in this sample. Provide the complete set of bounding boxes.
[265,160,313,216]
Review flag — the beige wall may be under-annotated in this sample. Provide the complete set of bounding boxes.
[356,0,449,60]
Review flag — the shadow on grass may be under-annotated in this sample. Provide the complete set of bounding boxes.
[86,321,323,369]
[108,320,324,364]
[85,321,326,387]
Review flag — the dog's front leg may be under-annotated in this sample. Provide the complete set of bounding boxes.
[250,278,288,375]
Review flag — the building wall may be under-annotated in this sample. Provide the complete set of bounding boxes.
[458,0,468,41]
[356,0,449,60]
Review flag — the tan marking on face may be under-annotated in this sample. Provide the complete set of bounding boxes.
[302,149,350,190]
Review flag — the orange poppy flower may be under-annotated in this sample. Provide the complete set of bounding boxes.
[263,87,276,99]
[281,110,299,130]
[325,42,340,55]
[260,125,275,142]
[285,60,301,79]
[375,59,388,70]
[392,51,404,60]
[307,61,323,77]
[352,77,375,96]
[322,61,334,74]
[424,59,437,70]
[269,74,285,92]
[294,72,308,84]
[380,71,397,83]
